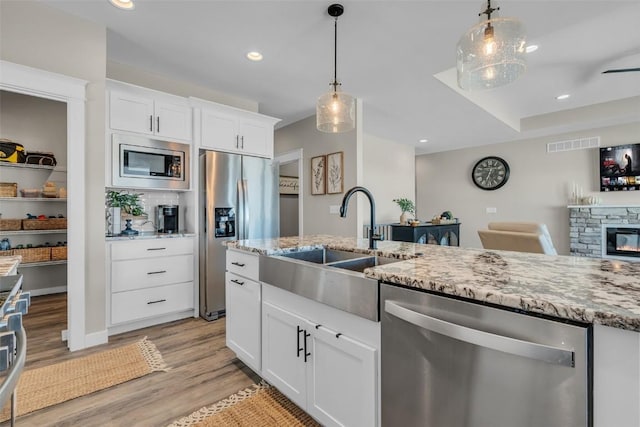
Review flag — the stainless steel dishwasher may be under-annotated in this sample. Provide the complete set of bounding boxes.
[381,283,592,427]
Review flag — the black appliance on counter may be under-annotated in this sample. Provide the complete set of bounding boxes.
[156,205,179,234]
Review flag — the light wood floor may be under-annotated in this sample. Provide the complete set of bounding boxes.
[8,293,260,427]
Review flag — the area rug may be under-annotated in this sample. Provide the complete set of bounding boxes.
[0,336,169,420]
[168,381,320,427]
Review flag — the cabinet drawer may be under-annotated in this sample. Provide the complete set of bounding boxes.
[226,250,259,281]
[112,254,193,292]
[111,282,193,325]
[111,238,193,261]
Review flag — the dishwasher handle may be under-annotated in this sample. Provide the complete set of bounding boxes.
[385,300,575,368]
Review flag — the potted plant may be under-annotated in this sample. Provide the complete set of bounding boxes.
[106,190,145,217]
[393,198,415,225]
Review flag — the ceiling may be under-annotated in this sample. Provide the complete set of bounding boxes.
[42,0,640,155]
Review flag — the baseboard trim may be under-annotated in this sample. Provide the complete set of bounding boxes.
[107,310,194,336]
[28,286,67,297]
[85,330,108,348]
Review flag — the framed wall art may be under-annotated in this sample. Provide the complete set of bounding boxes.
[279,175,299,195]
[311,155,326,195]
[326,151,344,194]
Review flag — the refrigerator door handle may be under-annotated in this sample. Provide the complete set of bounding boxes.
[237,179,244,240]
[242,179,249,239]
[385,300,575,367]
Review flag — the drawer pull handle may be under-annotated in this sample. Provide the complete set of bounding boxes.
[147,270,167,275]
[230,279,245,286]
[147,247,167,251]
[231,262,245,267]
[147,299,167,305]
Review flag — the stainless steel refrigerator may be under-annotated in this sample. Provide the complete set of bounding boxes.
[199,151,279,320]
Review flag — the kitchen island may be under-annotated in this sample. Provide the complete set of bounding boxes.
[227,235,640,427]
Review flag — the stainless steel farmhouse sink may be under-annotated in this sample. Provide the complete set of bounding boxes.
[259,248,402,321]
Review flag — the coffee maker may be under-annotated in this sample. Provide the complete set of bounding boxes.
[156,205,179,234]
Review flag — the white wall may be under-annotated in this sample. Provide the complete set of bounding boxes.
[275,115,358,237]
[362,133,416,225]
[1,0,107,333]
[416,122,640,255]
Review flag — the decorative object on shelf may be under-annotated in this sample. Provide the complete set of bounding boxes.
[20,188,41,198]
[456,0,527,90]
[0,238,10,251]
[0,182,17,198]
[326,151,344,194]
[311,155,326,195]
[432,210,457,224]
[106,206,121,235]
[42,181,58,198]
[106,190,145,216]
[0,139,26,163]
[409,220,420,227]
[471,156,510,190]
[316,3,356,133]
[279,176,299,195]
[24,151,57,166]
[393,198,415,225]
[120,218,139,236]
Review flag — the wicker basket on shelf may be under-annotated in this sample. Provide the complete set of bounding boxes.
[22,218,67,230]
[0,250,13,257]
[0,183,17,198]
[13,247,51,263]
[50,246,67,261]
[0,219,21,231]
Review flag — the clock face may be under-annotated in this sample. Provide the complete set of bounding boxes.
[472,156,510,190]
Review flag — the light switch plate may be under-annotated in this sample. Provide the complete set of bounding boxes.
[486,207,497,214]
[329,205,340,214]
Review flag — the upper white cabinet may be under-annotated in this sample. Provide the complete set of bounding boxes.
[192,97,280,158]
[108,81,192,143]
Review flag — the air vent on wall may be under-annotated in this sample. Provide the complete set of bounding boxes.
[547,136,600,153]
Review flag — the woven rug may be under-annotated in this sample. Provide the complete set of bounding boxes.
[168,381,320,427]
[1,336,168,421]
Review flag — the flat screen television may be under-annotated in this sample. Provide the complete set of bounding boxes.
[600,143,640,192]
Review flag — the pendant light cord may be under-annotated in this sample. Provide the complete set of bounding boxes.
[332,16,339,92]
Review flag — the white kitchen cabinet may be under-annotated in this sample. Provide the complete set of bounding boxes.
[109,83,192,142]
[225,271,261,372]
[261,296,377,427]
[107,236,196,333]
[193,98,280,158]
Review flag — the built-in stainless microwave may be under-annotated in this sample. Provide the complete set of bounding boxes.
[112,134,190,190]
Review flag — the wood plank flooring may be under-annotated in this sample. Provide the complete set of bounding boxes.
[7,293,260,427]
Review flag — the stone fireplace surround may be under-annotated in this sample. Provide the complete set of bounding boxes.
[569,205,640,258]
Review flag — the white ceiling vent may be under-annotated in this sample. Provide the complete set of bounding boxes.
[547,136,600,153]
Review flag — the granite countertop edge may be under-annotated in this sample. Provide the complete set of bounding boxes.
[226,235,640,333]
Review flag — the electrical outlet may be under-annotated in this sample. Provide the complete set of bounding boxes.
[486,207,497,214]
[329,205,340,214]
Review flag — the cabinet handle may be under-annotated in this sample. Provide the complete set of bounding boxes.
[240,135,244,149]
[147,247,166,251]
[335,333,342,339]
[235,135,239,149]
[231,261,245,267]
[156,116,160,133]
[304,330,311,362]
[230,279,244,286]
[147,270,167,275]
[297,326,303,358]
[147,299,166,305]
[149,115,153,132]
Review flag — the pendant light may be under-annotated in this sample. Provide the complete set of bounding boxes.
[456,0,527,90]
[317,4,356,133]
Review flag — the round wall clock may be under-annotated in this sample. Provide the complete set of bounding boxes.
[472,156,510,190]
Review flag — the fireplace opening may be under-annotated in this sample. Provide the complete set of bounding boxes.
[604,226,640,260]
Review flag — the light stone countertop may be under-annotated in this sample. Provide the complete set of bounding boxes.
[227,235,640,332]
[0,256,21,276]
[105,232,196,241]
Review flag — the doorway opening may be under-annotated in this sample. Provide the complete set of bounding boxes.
[275,149,303,237]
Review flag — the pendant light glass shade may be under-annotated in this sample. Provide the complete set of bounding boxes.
[317,89,356,133]
[457,17,527,90]
[317,3,355,133]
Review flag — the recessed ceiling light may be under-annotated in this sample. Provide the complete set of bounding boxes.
[556,94,570,100]
[419,139,429,143]
[109,0,135,10]
[525,44,539,53]
[246,51,263,62]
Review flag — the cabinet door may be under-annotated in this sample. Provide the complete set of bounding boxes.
[225,272,261,372]
[154,101,192,142]
[200,108,240,152]
[109,90,154,135]
[262,301,308,409]
[307,325,377,427]
[239,118,273,158]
